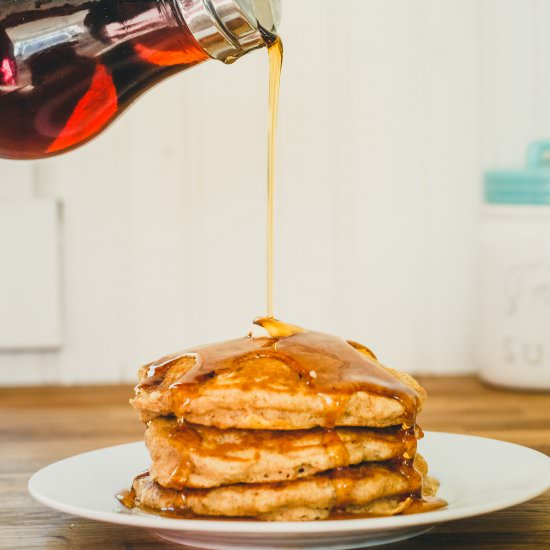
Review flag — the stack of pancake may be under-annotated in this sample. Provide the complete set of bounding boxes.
[126,318,440,521]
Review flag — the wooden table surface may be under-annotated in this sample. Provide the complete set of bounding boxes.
[1,376,549,550]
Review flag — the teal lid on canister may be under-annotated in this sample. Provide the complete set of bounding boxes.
[485,141,550,205]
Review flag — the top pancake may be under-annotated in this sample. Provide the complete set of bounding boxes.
[131,318,426,430]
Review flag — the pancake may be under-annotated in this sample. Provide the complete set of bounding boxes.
[121,319,443,521]
[131,318,426,430]
[132,457,434,521]
[146,418,419,489]
[131,358,424,430]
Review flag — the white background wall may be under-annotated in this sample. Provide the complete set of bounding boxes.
[1,0,550,385]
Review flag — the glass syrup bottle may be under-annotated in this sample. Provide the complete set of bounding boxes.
[0,0,281,159]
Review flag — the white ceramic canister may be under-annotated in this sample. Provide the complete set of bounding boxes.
[479,141,550,390]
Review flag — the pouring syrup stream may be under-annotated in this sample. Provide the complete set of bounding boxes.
[266,37,283,317]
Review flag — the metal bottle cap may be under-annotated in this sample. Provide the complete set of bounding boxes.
[179,0,282,63]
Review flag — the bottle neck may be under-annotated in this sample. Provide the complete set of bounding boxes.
[174,0,280,63]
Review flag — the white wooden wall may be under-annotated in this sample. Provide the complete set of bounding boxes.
[1,0,549,384]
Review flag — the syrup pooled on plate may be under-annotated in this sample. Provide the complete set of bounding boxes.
[116,470,149,510]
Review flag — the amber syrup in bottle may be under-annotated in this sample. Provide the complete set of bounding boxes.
[0,0,280,159]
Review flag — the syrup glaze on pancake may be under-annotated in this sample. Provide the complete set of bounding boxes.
[145,418,419,489]
[118,457,446,520]
[138,318,421,428]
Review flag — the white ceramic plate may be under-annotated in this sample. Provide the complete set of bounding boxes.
[28,432,550,550]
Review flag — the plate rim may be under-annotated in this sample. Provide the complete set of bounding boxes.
[28,431,550,534]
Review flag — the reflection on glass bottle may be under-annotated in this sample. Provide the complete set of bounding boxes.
[0,25,16,86]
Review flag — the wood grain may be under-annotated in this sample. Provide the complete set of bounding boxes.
[1,377,549,549]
